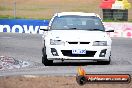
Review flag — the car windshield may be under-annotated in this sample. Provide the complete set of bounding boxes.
[51,15,105,31]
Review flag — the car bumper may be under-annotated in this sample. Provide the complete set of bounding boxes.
[46,45,111,61]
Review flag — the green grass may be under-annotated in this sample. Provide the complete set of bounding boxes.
[1,15,132,22]
[0,15,50,20]
[0,6,12,10]
[0,15,25,19]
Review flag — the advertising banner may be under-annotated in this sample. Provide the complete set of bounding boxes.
[0,19,132,38]
[0,19,49,34]
[104,22,132,38]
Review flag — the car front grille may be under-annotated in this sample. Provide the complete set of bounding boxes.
[68,42,78,44]
[61,50,96,57]
[68,42,90,44]
[80,42,90,44]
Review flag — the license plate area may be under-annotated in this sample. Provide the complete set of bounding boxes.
[72,49,86,54]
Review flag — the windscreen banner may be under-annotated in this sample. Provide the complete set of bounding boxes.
[0,19,132,38]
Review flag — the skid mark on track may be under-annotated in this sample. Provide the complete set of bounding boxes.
[0,56,36,70]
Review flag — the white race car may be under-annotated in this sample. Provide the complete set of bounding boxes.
[41,12,114,66]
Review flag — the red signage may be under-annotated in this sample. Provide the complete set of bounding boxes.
[100,0,116,9]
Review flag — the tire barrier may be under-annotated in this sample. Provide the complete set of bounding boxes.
[0,56,30,70]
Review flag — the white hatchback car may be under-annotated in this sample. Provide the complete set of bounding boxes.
[41,12,114,66]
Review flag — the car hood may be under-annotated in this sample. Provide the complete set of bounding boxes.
[47,30,110,41]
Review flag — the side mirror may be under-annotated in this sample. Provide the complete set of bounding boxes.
[40,26,49,31]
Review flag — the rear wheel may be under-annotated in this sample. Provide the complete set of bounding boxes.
[42,47,53,66]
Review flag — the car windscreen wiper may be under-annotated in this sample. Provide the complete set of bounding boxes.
[68,27,77,29]
[86,29,104,31]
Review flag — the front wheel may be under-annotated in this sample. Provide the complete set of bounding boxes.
[98,57,111,65]
[42,47,53,66]
[42,55,53,66]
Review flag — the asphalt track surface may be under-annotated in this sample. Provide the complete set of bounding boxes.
[0,32,132,76]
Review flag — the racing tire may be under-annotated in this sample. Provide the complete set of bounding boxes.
[42,47,53,66]
[42,55,53,66]
[98,57,111,65]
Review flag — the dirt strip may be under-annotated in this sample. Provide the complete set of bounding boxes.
[0,76,132,88]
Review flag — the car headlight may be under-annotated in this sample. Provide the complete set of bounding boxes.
[50,39,65,45]
[93,41,107,46]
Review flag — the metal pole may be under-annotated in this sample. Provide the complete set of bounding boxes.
[13,0,16,19]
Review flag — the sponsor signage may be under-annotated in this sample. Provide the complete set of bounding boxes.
[0,19,132,38]
[0,19,49,34]
[100,0,131,10]
[76,67,131,85]
[104,22,132,38]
